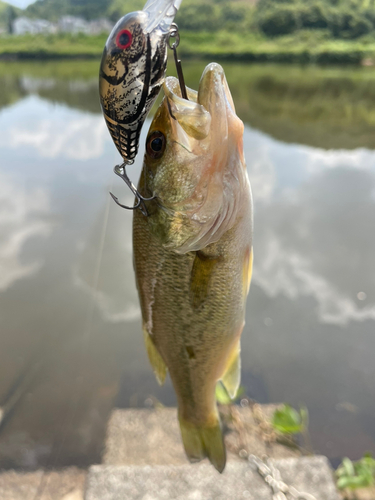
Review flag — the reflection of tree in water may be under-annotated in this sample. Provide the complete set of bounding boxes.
[218,64,375,150]
[3,60,375,149]
[0,61,100,114]
[23,76,101,114]
[0,73,26,111]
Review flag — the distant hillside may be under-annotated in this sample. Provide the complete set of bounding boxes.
[3,0,375,64]
[24,0,112,21]
[22,0,257,32]
[255,0,375,39]
[14,0,375,40]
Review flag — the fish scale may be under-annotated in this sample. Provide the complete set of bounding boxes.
[133,63,253,472]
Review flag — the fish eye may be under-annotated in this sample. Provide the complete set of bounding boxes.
[116,29,132,50]
[146,131,166,159]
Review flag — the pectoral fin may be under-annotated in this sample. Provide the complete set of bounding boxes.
[143,326,167,385]
[243,247,253,298]
[221,342,241,399]
[190,251,221,309]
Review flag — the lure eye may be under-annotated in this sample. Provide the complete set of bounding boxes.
[116,29,132,50]
[146,131,166,159]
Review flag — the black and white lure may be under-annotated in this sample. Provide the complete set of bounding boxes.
[99,0,182,163]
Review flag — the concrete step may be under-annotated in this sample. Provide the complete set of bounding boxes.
[0,467,86,500]
[85,457,341,500]
[103,405,300,466]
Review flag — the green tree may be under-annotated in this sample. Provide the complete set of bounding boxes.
[176,1,221,32]
[106,0,143,22]
[257,5,299,36]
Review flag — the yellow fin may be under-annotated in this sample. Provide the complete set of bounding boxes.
[143,326,167,385]
[190,251,220,309]
[178,412,226,473]
[221,343,241,399]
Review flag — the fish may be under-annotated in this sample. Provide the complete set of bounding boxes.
[99,0,182,163]
[133,62,253,472]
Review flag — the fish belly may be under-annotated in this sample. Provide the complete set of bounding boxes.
[133,193,252,471]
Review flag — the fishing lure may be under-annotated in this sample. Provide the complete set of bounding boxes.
[99,0,182,168]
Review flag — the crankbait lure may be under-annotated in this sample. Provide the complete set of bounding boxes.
[99,0,182,164]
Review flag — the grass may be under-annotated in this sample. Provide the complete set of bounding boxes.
[336,454,375,490]
[0,33,107,59]
[2,30,375,63]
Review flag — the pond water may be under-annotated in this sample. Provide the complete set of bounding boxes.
[0,59,374,470]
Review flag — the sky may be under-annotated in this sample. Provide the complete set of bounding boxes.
[3,0,36,8]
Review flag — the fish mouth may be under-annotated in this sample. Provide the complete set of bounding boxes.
[143,0,183,34]
[163,77,211,141]
[161,63,236,144]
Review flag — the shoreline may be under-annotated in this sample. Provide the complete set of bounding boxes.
[0,50,368,65]
[1,32,375,65]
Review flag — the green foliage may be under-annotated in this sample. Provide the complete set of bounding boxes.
[177,1,220,32]
[257,5,299,36]
[8,0,375,44]
[4,0,375,63]
[255,0,375,39]
[272,404,307,434]
[0,32,107,57]
[24,0,112,21]
[18,0,257,32]
[336,454,375,490]
[107,0,143,22]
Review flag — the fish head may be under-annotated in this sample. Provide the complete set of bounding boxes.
[99,0,182,161]
[143,63,249,253]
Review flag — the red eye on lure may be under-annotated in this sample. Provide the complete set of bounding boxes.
[116,29,132,49]
[99,0,183,215]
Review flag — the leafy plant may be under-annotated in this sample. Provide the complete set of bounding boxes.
[336,454,375,490]
[272,404,308,435]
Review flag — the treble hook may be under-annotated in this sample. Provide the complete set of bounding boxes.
[109,162,155,217]
[110,24,187,216]
[168,23,188,100]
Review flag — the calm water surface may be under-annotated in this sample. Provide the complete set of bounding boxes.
[0,60,374,469]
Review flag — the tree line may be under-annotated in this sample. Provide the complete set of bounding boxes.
[2,0,375,42]
[256,0,375,40]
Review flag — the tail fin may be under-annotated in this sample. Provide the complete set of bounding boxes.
[178,412,226,473]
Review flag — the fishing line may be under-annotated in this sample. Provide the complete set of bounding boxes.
[33,181,113,500]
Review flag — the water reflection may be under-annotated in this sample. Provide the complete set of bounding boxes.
[75,196,141,324]
[0,60,374,468]
[244,131,375,325]
[0,171,51,291]
[0,97,106,160]
[4,60,375,149]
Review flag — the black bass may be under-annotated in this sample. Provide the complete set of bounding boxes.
[99,0,182,162]
[133,63,253,472]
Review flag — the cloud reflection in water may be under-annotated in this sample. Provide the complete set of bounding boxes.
[0,172,51,291]
[0,86,375,465]
[245,128,375,325]
[0,96,108,161]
